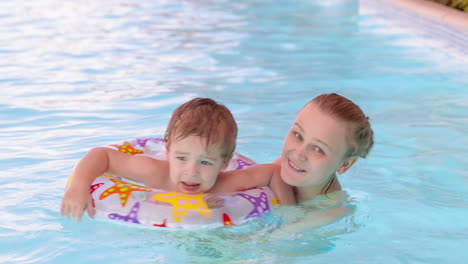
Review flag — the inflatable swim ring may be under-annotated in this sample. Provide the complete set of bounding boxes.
[68,137,278,228]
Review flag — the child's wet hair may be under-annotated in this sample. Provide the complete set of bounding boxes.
[309,93,374,158]
[164,98,237,161]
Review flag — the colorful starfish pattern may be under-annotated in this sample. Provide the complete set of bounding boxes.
[108,202,141,224]
[235,158,253,170]
[136,137,164,147]
[237,192,270,219]
[152,192,211,222]
[66,171,75,189]
[84,138,279,228]
[153,219,168,228]
[99,178,152,207]
[223,213,234,226]
[111,142,144,155]
[90,183,104,194]
[270,198,279,206]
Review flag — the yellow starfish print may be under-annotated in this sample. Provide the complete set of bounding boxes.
[66,170,75,188]
[270,198,279,206]
[152,192,211,222]
[99,178,152,207]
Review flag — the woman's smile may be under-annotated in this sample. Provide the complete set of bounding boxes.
[288,158,307,173]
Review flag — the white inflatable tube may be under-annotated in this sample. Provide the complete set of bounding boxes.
[68,137,278,228]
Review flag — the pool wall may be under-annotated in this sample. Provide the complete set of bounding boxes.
[361,0,468,55]
[369,0,468,33]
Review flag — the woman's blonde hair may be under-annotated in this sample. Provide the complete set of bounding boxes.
[310,93,374,158]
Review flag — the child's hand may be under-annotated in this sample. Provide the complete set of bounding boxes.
[60,187,95,221]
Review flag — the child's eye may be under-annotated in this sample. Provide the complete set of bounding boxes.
[201,160,213,166]
[176,156,187,161]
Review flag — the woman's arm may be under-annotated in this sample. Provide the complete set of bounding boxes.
[276,204,353,234]
[272,192,352,235]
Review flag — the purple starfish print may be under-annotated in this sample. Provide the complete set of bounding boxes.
[108,202,141,224]
[237,192,270,219]
[136,137,164,147]
[235,158,253,170]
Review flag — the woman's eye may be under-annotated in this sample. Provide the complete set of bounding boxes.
[294,132,303,141]
[201,160,213,166]
[313,146,324,154]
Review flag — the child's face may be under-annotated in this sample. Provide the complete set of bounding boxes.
[280,103,353,187]
[166,135,228,194]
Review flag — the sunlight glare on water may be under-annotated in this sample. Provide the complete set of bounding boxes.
[0,0,467,263]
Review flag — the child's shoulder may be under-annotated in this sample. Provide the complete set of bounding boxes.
[218,162,277,179]
[247,163,280,171]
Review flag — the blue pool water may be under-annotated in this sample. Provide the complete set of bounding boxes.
[1,0,467,263]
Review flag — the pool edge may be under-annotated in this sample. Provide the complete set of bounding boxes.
[373,0,468,33]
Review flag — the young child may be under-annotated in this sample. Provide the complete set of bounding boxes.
[61,98,295,221]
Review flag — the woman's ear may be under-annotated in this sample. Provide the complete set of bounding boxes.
[336,156,357,174]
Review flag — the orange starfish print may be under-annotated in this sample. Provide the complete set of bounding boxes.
[99,178,152,207]
[110,142,144,155]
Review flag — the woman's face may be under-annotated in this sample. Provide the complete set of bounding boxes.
[280,103,354,187]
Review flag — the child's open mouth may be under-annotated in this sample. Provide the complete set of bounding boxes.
[181,182,201,193]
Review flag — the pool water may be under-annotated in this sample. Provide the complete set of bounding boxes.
[1,0,467,263]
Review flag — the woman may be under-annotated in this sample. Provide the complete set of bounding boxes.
[274,93,374,229]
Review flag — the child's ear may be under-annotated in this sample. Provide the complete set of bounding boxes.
[221,161,229,171]
[221,154,233,171]
[336,156,357,174]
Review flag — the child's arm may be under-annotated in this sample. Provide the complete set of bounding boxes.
[268,166,296,205]
[272,157,281,165]
[213,164,296,205]
[212,164,273,193]
[61,147,167,221]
